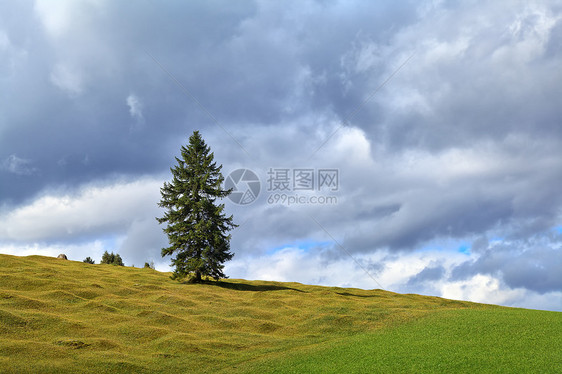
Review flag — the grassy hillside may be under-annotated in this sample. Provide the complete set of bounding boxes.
[0,254,560,373]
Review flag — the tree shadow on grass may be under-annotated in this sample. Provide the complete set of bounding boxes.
[210,280,306,293]
[336,292,377,298]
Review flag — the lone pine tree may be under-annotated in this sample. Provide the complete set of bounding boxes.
[157,131,237,282]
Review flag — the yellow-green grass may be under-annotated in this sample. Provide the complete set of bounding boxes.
[238,308,562,373]
[0,254,559,373]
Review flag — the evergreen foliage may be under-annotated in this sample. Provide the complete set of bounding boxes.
[113,253,124,266]
[157,131,237,282]
[83,257,95,264]
[100,251,124,266]
[101,251,111,264]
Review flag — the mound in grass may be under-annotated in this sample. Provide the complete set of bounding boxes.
[0,254,560,373]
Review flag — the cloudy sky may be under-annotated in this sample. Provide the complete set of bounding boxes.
[1,0,561,311]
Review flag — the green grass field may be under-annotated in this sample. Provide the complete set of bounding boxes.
[0,254,560,373]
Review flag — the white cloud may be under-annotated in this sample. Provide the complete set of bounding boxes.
[126,93,144,123]
[34,0,106,39]
[225,247,377,288]
[34,0,73,38]
[0,177,163,241]
[1,154,37,176]
[36,0,115,95]
[0,176,171,268]
[331,126,374,166]
[0,240,111,262]
[34,0,76,38]
[440,274,524,306]
[499,4,561,63]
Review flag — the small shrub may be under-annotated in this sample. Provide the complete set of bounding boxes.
[83,257,95,264]
[100,251,124,266]
[113,254,124,266]
[144,261,155,269]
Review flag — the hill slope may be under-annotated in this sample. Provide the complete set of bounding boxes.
[0,254,560,373]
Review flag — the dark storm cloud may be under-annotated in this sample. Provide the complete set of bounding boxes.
[0,0,423,207]
[451,233,562,294]
[0,1,257,205]
[408,265,446,285]
[350,2,562,151]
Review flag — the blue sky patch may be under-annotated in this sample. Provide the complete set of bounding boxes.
[267,240,332,255]
[457,244,471,255]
